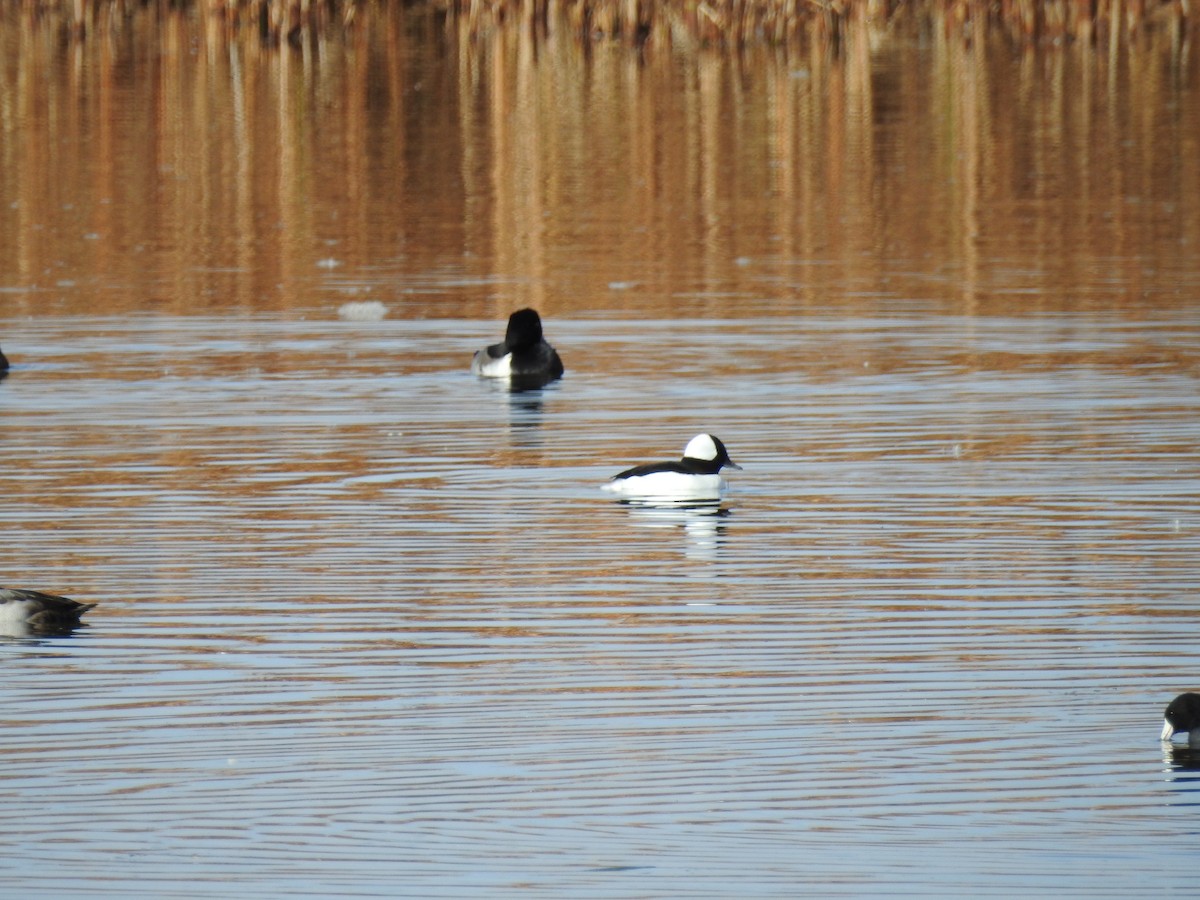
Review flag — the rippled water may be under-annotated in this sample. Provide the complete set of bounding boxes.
[3,309,1199,895]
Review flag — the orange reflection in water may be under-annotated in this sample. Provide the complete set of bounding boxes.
[0,7,1197,320]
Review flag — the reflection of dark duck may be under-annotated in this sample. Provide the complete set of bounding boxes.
[1161,693,1200,748]
[471,309,564,387]
[1165,745,1200,771]
[0,588,96,637]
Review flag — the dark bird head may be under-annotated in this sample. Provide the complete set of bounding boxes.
[1162,692,1200,743]
[504,309,545,352]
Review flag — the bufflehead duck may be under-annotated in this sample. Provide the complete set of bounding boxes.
[0,588,96,637]
[471,309,564,386]
[603,433,741,501]
[0,345,8,374]
[1162,693,1200,747]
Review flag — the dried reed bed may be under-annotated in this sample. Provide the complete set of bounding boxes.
[4,0,1195,47]
[460,0,1195,50]
[5,0,362,43]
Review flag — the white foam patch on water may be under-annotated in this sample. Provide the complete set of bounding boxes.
[337,301,388,321]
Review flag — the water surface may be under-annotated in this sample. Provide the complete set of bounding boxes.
[3,310,1199,895]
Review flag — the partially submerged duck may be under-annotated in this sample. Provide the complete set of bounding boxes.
[1162,692,1200,748]
[0,588,96,637]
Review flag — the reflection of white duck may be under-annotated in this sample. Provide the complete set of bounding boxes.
[0,588,96,637]
[1162,693,1200,747]
[603,434,741,502]
[624,500,725,528]
[623,501,728,556]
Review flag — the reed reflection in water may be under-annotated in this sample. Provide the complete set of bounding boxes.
[0,8,1198,321]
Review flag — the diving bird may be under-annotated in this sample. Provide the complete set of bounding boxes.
[1162,692,1200,747]
[0,588,96,637]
